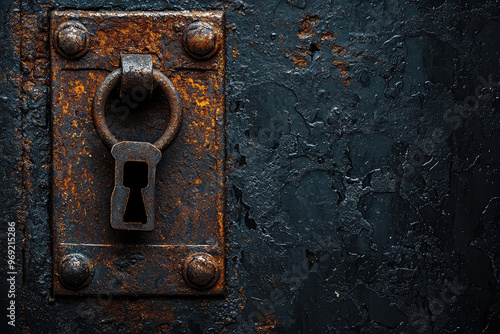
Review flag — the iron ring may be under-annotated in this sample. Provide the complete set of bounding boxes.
[92,68,182,151]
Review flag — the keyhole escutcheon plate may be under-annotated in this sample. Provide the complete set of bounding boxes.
[50,11,226,296]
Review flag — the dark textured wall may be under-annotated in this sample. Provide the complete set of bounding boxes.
[1,0,500,333]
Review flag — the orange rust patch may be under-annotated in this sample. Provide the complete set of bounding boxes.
[332,60,351,85]
[255,314,277,333]
[232,44,238,60]
[238,286,247,311]
[332,45,348,56]
[298,15,320,39]
[287,47,310,69]
[321,32,335,41]
[324,34,353,86]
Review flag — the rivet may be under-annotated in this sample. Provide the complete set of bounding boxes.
[55,21,89,59]
[182,22,219,60]
[59,253,93,289]
[183,253,220,289]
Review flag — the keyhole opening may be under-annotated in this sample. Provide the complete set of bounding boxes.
[123,161,149,224]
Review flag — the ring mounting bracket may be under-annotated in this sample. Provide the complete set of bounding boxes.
[50,11,226,296]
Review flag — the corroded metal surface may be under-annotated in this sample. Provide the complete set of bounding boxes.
[183,22,219,60]
[50,11,226,296]
[120,54,154,98]
[58,253,94,290]
[54,21,89,59]
[183,253,221,289]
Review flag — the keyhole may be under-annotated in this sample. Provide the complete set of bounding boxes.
[123,161,149,224]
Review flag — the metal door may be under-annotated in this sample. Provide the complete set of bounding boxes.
[1,0,500,333]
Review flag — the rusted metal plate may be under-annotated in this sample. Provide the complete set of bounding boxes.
[50,11,225,296]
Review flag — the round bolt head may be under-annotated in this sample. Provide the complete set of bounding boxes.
[183,22,219,60]
[183,253,220,289]
[55,21,89,59]
[59,253,93,289]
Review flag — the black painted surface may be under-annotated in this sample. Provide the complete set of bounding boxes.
[1,0,500,333]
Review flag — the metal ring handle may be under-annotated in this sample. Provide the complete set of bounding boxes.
[92,68,182,151]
